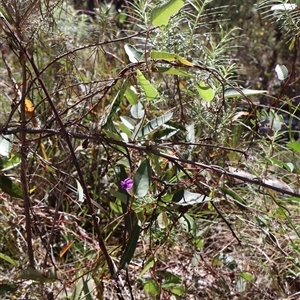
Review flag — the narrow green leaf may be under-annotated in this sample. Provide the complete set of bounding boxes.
[224,88,268,98]
[136,70,158,100]
[150,51,176,61]
[0,175,23,198]
[197,81,215,102]
[156,67,192,77]
[119,222,140,269]
[134,159,151,197]
[151,0,184,26]
[0,252,18,267]
[76,179,84,203]
[137,112,173,138]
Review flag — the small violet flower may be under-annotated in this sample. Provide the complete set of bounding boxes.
[121,178,133,191]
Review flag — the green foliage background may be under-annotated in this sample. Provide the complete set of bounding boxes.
[0,0,300,299]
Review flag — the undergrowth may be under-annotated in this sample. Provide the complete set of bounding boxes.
[0,0,300,299]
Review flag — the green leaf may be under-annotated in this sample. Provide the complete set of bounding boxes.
[134,159,151,197]
[130,101,145,119]
[156,66,192,77]
[0,154,20,171]
[172,190,209,206]
[124,43,143,63]
[240,272,254,281]
[157,211,169,229]
[76,179,84,203]
[18,268,57,283]
[119,222,140,269]
[150,51,176,61]
[0,252,18,267]
[138,255,155,279]
[143,279,160,297]
[101,80,128,127]
[170,285,185,296]
[125,86,138,105]
[275,64,288,81]
[136,70,158,100]
[224,88,268,98]
[136,112,173,138]
[0,135,13,157]
[0,283,18,295]
[287,141,300,152]
[197,81,215,102]
[151,0,184,26]
[0,175,23,198]
[72,274,95,300]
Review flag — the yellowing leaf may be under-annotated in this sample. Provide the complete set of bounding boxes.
[25,98,34,113]
[174,55,194,66]
[60,241,75,258]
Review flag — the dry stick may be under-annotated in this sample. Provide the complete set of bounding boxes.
[0,13,120,287]
[2,127,299,198]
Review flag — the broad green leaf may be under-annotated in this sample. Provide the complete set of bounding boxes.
[288,141,300,152]
[136,112,173,138]
[124,43,143,63]
[130,101,145,119]
[0,135,13,157]
[236,277,247,293]
[0,175,23,198]
[179,214,196,234]
[136,70,158,100]
[0,282,18,294]
[109,190,128,205]
[157,211,169,228]
[275,64,288,81]
[134,159,151,197]
[172,190,210,206]
[150,51,176,61]
[119,222,140,269]
[144,279,160,297]
[125,86,138,105]
[151,0,184,26]
[120,116,135,130]
[0,154,20,171]
[224,88,268,98]
[170,286,185,296]
[0,252,18,267]
[197,81,215,102]
[163,272,181,286]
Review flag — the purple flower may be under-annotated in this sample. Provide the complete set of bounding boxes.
[121,178,133,191]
